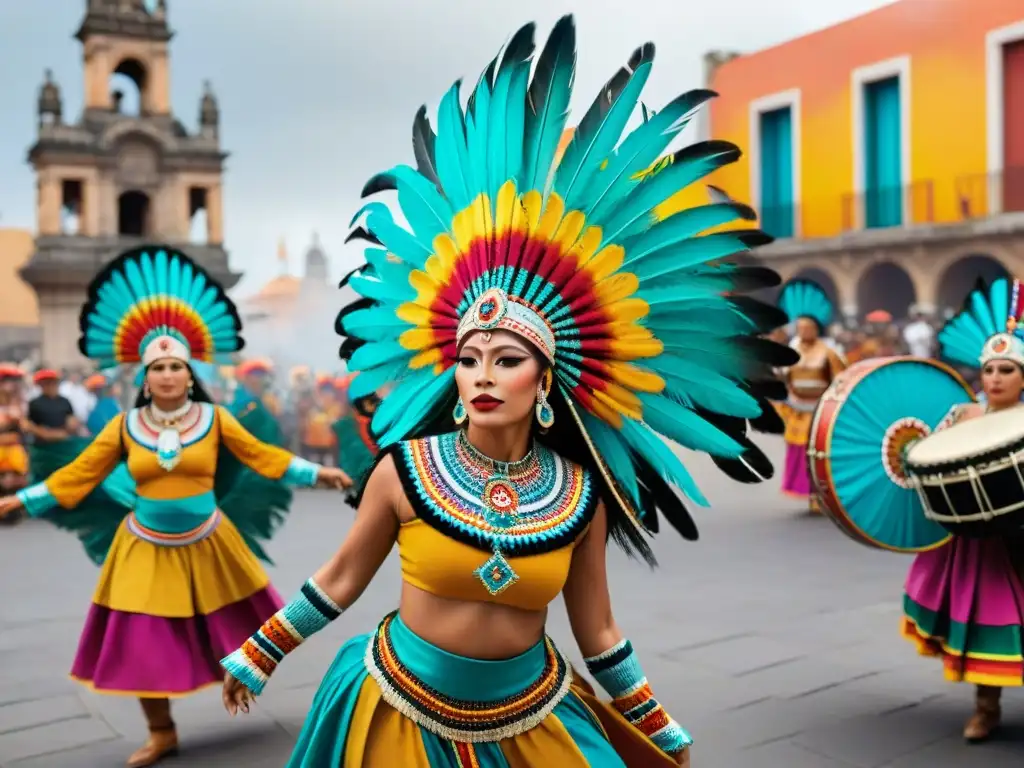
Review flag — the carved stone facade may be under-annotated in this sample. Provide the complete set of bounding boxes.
[23,0,239,366]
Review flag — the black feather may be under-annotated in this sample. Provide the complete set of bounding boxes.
[499,22,536,74]
[670,139,742,167]
[748,378,788,402]
[361,173,396,197]
[636,462,698,543]
[730,335,800,368]
[527,14,576,122]
[334,296,375,336]
[344,227,383,247]
[412,105,441,188]
[728,295,789,332]
[749,397,786,434]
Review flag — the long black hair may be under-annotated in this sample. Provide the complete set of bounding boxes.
[134,362,215,408]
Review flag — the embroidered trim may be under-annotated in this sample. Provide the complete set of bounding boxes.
[126,509,222,546]
[364,612,572,743]
[125,402,215,451]
[452,742,481,767]
[391,433,597,555]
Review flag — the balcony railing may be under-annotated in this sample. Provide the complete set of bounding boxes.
[840,181,934,232]
[955,167,1024,219]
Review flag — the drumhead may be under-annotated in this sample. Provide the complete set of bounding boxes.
[817,357,972,552]
[906,407,1024,469]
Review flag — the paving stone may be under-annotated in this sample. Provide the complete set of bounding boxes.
[0,715,116,763]
[0,695,87,735]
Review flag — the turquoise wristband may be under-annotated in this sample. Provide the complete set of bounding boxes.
[283,456,320,487]
[16,483,58,516]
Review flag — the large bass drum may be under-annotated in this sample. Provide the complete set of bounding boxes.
[808,357,974,552]
[905,408,1024,538]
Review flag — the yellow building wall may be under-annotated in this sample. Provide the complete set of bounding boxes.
[0,230,39,326]
[707,0,1024,238]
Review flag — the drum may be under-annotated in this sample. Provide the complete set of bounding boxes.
[905,408,1024,538]
[808,357,973,552]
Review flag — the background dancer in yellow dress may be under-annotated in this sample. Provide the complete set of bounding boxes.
[0,246,350,768]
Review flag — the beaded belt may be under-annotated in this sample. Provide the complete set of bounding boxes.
[126,509,222,547]
[364,612,573,743]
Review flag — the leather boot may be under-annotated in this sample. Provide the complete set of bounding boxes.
[127,698,179,767]
[963,685,1001,743]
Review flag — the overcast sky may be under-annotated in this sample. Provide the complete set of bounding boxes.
[0,0,895,295]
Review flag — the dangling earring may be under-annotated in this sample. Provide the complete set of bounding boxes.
[453,397,468,425]
[143,382,151,399]
[535,375,555,429]
[188,380,195,397]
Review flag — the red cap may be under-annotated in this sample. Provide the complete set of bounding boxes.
[33,369,60,384]
[237,359,273,377]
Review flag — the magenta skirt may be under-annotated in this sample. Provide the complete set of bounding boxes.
[902,536,1024,686]
[781,443,812,498]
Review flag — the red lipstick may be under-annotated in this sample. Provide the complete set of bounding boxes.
[471,394,503,411]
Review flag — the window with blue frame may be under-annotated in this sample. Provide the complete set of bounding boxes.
[863,76,903,228]
[758,106,795,239]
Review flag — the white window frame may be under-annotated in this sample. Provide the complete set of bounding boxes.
[986,20,1024,215]
[851,55,912,229]
[748,88,802,239]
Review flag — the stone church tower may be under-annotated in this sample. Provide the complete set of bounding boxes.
[23,0,239,366]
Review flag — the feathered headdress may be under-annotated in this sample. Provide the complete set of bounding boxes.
[778,279,834,330]
[338,16,795,559]
[79,246,243,369]
[939,277,1024,369]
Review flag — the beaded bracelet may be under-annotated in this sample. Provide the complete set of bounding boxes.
[221,578,342,695]
[585,639,692,755]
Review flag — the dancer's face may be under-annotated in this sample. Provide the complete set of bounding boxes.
[146,358,192,405]
[795,317,819,343]
[981,359,1024,410]
[455,330,546,430]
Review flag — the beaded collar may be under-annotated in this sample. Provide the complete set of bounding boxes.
[125,401,215,451]
[392,431,597,559]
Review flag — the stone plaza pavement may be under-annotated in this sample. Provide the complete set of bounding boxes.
[1,438,1023,767]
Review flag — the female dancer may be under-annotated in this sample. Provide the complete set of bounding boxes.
[0,246,349,767]
[775,280,846,512]
[902,277,1024,742]
[221,15,795,766]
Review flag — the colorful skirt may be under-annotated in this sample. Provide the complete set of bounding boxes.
[0,443,28,490]
[71,512,282,697]
[288,612,676,767]
[902,536,1024,686]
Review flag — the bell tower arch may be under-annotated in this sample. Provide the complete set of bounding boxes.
[22,0,239,366]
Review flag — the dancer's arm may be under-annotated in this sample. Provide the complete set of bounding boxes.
[562,502,693,762]
[1,416,125,517]
[221,455,401,705]
[215,405,350,489]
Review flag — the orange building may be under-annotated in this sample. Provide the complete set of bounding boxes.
[709,0,1024,237]
[700,0,1024,318]
[0,229,41,357]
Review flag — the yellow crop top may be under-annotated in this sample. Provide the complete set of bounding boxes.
[391,433,598,611]
[43,403,297,508]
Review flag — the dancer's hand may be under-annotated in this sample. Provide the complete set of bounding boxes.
[316,467,352,490]
[675,746,690,766]
[0,495,23,520]
[222,672,252,716]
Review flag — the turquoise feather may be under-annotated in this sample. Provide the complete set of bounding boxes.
[618,419,708,506]
[586,89,714,221]
[391,165,454,242]
[348,359,410,400]
[636,394,742,456]
[434,82,473,210]
[624,204,751,263]
[378,367,457,447]
[577,407,641,509]
[347,275,415,303]
[778,280,834,327]
[632,232,760,282]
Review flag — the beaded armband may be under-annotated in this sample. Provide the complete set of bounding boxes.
[220,578,342,695]
[585,639,692,755]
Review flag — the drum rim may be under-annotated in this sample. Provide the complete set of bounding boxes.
[813,356,972,553]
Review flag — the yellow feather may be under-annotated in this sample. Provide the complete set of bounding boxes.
[603,298,650,323]
[410,347,444,369]
[594,273,639,305]
[409,270,440,306]
[569,225,603,266]
[609,338,663,359]
[605,361,665,393]
[471,193,494,240]
[520,190,543,234]
[396,303,433,325]
[586,395,624,428]
[452,208,473,254]
[554,210,586,251]
[592,387,642,421]
[495,181,520,236]
[432,234,459,276]
[586,244,624,282]
[399,327,437,351]
[534,193,565,242]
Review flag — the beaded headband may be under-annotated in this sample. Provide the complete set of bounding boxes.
[980,332,1024,368]
[455,288,556,364]
[142,335,191,367]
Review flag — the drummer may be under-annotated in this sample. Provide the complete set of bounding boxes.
[775,280,847,513]
[902,278,1024,743]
